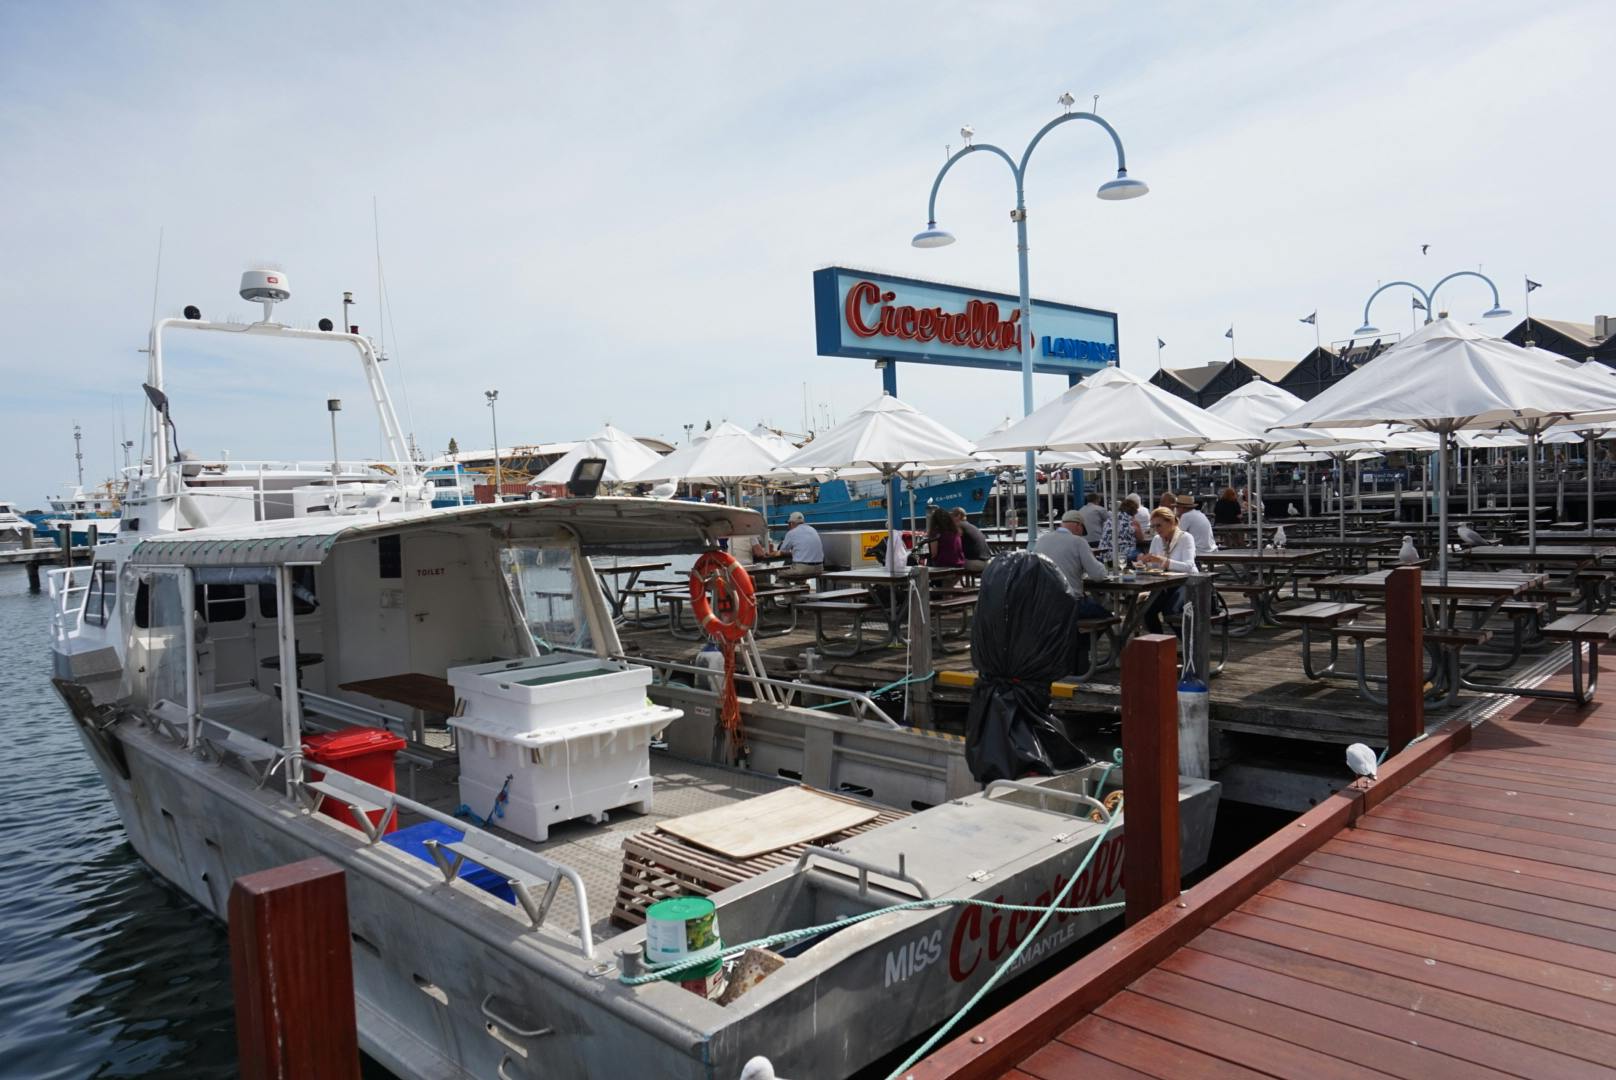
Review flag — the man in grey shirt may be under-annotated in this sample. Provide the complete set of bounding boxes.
[1075,491,1109,546]
[1036,510,1112,673]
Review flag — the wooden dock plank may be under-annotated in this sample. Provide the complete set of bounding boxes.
[1015,1040,1153,1080]
[1159,948,1523,1080]
[912,647,1616,1080]
[1090,991,1378,1080]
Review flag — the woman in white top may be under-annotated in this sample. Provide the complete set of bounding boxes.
[1139,506,1197,632]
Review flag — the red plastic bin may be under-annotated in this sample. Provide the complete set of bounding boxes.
[303,728,407,834]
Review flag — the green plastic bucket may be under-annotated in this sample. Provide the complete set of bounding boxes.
[644,896,719,965]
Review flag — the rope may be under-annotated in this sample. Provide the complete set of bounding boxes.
[805,671,936,711]
[1377,730,1431,766]
[620,894,1126,986]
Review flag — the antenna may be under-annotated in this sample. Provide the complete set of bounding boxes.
[1092,93,1100,114]
[73,422,84,486]
[147,227,164,327]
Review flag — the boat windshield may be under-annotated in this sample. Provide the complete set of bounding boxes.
[501,540,594,654]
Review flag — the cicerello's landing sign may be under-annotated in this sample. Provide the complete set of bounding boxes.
[812,266,1118,376]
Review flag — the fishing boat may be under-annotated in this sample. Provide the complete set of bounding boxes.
[49,268,1219,1079]
[765,473,995,529]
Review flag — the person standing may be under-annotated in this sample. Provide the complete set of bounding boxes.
[1176,493,1216,553]
[778,511,824,581]
[1139,507,1198,633]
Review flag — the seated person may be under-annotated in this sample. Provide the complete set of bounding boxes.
[1175,493,1216,554]
[926,506,965,569]
[777,512,824,581]
[1139,507,1199,633]
[725,532,770,567]
[1036,510,1112,670]
[951,507,991,573]
[1075,491,1109,540]
[1213,486,1242,525]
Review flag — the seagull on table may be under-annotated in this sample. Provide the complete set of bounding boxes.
[1287,502,1298,516]
[1397,535,1420,564]
[1456,523,1498,547]
[1273,525,1287,550]
[1346,742,1378,788]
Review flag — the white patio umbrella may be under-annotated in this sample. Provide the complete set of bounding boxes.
[750,423,800,459]
[1277,318,1616,579]
[626,420,789,520]
[774,394,978,566]
[976,365,1255,567]
[532,424,664,487]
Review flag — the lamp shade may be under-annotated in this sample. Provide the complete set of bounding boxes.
[911,225,956,249]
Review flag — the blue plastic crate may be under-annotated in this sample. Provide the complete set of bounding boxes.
[382,820,516,904]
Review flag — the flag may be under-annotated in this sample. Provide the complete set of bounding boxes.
[1526,278,1543,293]
[1156,337,1165,349]
[1411,296,1427,312]
[1224,327,1234,339]
[1299,312,1316,325]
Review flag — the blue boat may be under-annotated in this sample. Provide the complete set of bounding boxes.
[764,472,995,529]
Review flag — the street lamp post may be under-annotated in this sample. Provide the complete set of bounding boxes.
[1355,270,1511,336]
[911,105,1148,544]
[485,390,502,497]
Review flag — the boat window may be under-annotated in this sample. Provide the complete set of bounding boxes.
[501,541,593,652]
[378,534,401,579]
[195,583,247,623]
[83,568,105,627]
[258,567,318,619]
[134,581,150,629]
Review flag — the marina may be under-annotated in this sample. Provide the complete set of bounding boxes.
[4,6,1616,1079]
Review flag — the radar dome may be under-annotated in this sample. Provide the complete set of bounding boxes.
[240,268,291,303]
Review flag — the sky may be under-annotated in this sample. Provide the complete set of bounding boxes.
[1,0,1612,506]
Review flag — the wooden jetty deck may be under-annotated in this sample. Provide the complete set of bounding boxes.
[910,655,1616,1079]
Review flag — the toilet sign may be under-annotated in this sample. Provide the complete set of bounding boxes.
[812,266,1118,376]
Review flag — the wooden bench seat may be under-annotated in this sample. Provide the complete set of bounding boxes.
[1426,627,1494,648]
[1272,601,1367,627]
[1331,623,1388,641]
[1543,613,1616,642]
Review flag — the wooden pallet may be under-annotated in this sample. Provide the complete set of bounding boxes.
[612,788,910,927]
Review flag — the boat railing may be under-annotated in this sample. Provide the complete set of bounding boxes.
[570,648,904,729]
[185,709,596,959]
[46,565,92,645]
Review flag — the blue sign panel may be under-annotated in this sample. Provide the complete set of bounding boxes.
[813,266,1118,376]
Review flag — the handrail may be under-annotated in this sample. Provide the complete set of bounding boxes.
[985,779,1113,824]
[618,652,903,729]
[189,710,596,958]
[795,846,930,899]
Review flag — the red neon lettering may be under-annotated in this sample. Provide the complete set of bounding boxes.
[844,281,882,338]
[898,306,918,339]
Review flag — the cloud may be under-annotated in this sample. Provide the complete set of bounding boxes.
[0,0,1610,504]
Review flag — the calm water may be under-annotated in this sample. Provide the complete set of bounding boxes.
[0,569,238,1078]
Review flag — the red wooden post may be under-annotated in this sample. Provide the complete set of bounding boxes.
[1385,565,1424,756]
[1121,633,1179,926]
[230,857,360,1080]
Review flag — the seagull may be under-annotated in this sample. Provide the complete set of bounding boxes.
[1287,502,1298,516]
[1058,91,1075,113]
[1457,523,1498,547]
[960,124,975,146]
[1346,743,1378,788]
[1397,535,1420,564]
[741,1058,782,1080]
[1272,525,1287,550]
[1421,244,1430,255]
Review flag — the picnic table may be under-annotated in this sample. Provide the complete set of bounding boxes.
[1086,571,1188,649]
[1198,547,1326,623]
[591,559,672,620]
[339,672,455,743]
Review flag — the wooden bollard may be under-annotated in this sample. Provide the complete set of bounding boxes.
[229,857,360,1080]
[1385,565,1424,756]
[1121,633,1180,926]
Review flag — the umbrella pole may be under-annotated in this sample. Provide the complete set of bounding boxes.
[1254,453,1264,551]
[1111,455,1124,572]
[1528,430,1538,555]
[1337,455,1346,540]
[1438,430,1450,585]
[1590,433,1598,539]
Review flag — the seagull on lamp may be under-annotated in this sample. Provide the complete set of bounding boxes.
[1346,742,1378,788]
[1058,91,1075,113]
[1397,535,1420,565]
[1457,523,1498,547]
[960,124,975,146]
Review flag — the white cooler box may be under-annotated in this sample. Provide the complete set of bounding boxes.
[448,656,680,842]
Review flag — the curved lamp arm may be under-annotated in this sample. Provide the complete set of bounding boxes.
[1020,111,1131,181]
[923,143,1021,227]
[1427,270,1505,315]
[1359,280,1433,331]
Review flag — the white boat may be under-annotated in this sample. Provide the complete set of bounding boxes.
[0,499,30,548]
[49,268,1220,1079]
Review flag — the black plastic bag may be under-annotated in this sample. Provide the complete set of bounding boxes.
[965,551,1093,783]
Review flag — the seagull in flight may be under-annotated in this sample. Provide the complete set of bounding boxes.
[1346,743,1378,788]
[1421,244,1430,255]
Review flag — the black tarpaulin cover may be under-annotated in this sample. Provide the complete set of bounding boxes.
[965,551,1092,783]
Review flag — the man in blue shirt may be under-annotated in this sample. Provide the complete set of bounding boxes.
[778,512,825,581]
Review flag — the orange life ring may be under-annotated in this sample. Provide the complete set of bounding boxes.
[688,551,757,642]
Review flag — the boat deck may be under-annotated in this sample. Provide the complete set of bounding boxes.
[406,752,794,942]
[913,654,1616,1078]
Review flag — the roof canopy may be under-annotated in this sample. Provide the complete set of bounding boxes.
[128,497,762,567]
